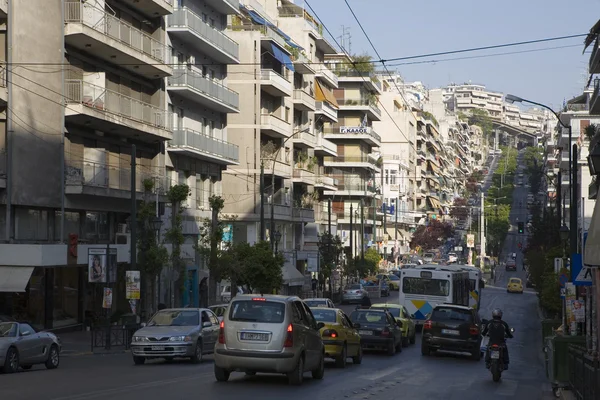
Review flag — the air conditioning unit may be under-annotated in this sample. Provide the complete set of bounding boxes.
[117,223,128,234]
[115,233,130,245]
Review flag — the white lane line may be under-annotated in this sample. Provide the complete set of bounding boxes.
[363,365,402,381]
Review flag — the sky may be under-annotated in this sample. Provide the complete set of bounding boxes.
[306,0,600,110]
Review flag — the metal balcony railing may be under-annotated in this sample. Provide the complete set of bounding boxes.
[261,69,291,84]
[171,128,239,162]
[168,8,239,61]
[315,66,338,86]
[336,99,381,116]
[65,1,170,64]
[324,156,379,167]
[65,80,172,130]
[168,68,239,110]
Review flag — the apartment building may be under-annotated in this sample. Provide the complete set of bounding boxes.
[164,0,241,290]
[0,0,177,330]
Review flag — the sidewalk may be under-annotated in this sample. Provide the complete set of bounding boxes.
[58,330,130,357]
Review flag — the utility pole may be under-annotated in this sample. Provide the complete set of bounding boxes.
[360,200,365,266]
[260,162,265,241]
[383,201,387,265]
[328,199,332,234]
[480,192,486,265]
[570,142,578,278]
[130,145,138,314]
[395,197,398,267]
[349,204,354,264]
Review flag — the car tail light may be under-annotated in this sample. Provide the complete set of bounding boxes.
[322,329,338,338]
[284,323,294,347]
[469,325,480,335]
[381,327,391,337]
[218,320,225,344]
[491,344,499,349]
[355,290,360,294]
[423,320,432,330]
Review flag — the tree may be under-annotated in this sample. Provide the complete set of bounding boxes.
[230,241,284,294]
[317,232,343,293]
[363,248,381,275]
[449,197,469,221]
[467,108,493,137]
[164,184,190,307]
[410,219,454,251]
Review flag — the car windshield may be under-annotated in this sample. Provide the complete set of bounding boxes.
[372,306,400,318]
[310,309,337,323]
[347,285,361,290]
[148,310,199,326]
[305,300,327,308]
[229,300,285,323]
[350,311,387,324]
[389,275,399,281]
[510,279,521,284]
[431,307,472,322]
[0,322,18,337]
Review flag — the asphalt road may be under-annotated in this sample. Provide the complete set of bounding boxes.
[2,153,555,399]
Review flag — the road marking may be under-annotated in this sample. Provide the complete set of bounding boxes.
[494,378,518,396]
[49,373,213,400]
[363,366,402,380]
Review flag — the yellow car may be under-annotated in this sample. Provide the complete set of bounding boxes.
[310,307,362,368]
[507,277,524,294]
[371,303,416,346]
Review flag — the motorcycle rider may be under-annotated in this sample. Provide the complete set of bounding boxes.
[481,308,513,370]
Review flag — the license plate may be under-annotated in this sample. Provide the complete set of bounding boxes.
[441,329,459,335]
[358,330,373,336]
[491,351,500,359]
[240,332,269,341]
[151,346,165,351]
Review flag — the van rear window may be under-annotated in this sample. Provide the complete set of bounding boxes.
[229,301,285,323]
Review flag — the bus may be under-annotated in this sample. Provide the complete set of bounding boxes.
[421,264,482,310]
[399,266,470,327]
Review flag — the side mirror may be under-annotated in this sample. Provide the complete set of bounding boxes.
[140,322,147,328]
[353,323,361,329]
[202,321,212,328]
[316,322,325,330]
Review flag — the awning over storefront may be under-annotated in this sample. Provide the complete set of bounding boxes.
[283,265,305,287]
[584,198,600,266]
[0,267,34,292]
[315,80,339,108]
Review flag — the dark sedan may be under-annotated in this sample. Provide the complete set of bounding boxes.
[349,309,403,356]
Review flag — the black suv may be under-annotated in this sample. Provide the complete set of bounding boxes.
[421,304,482,360]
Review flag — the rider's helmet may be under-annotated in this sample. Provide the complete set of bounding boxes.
[492,308,503,320]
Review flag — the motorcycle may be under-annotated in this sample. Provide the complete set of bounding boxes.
[481,319,515,382]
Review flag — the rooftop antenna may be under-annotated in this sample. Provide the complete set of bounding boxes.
[338,25,352,54]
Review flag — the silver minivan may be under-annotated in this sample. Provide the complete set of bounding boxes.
[213,294,325,385]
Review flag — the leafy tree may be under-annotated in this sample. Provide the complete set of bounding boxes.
[317,232,343,293]
[165,184,191,307]
[363,248,381,274]
[410,219,454,251]
[449,197,469,220]
[230,241,284,294]
[466,108,493,137]
[350,53,374,74]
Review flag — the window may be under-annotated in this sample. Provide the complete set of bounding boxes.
[18,323,34,336]
[390,170,397,184]
[178,170,187,185]
[54,211,80,242]
[431,307,473,323]
[196,176,205,209]
[402,277,450,296]
[15,209,48,241]
[202,13,208,23]
[301,303,318,329]
[311,309,337,323]
[229,300,286,323]
[291,301,304,324]
[149,310,200,326]
[385,169,389,184]
[208,312,219,325]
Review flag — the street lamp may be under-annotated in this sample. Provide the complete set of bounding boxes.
[273,230,282,253]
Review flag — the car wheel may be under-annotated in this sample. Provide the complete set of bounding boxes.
[312,353,325,380]
[3,347,19,373]
[133,356,145,365]
[214,365,230,382]
[287,355,304,385]
[421,344,431,356]
[352,345,363,365]
[45,345,60,370]
[190,340,203,364]
[335,344,347,368]
[387,341,396,356]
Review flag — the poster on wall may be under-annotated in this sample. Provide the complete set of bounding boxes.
[126,271,141,300]
[88,248,118,283]
[102,288,113,309]
[570,300,585,323]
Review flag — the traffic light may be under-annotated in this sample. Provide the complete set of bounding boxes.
[518,222,524,234]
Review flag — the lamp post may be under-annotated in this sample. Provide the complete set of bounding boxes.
[273,230,282,254]
[559,224,570,330]
[506,94,577,277]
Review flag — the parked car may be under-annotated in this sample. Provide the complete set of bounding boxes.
[213,295,325,385]
[0,321,62,373]
[370,303,416,347]
[421,304,482,360]
[342,284,368,304]
[310,307,362,368]
[209,304,229,322]
[505,259,517,271]
[131,308,220,365]
[304,298,335,308]
[386,274,401,290]
[507,278,524,294]
[349,309,403,355]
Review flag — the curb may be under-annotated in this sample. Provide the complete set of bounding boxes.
[62,349,130,357]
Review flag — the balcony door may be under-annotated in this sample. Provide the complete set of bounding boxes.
[170,105,184,131]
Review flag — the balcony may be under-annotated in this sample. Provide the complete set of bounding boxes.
[64,80,172,142]
[167,8,239,64]
[65,160,168,199]
[167,68,239,113]
[169,128,239,165]
[292,53,315,75]
[323,126,381,147]
[314,175,337,191]
[324,182,367,197]
[337,99,382,121]
[335,70,382,93]
[315,66,338,88]
[324,156,380,172]
[314,135,338,157]
[292,169,315,185]
[293,208,315,222]
[211,0,241,15]
[292,130,317,148]
[119,0,173,17]
[293,89,316,111]
[261,113,291,138]
[0,0,5,17]
[591,79,600,115]
[260,69,292,97]
[315,101,338,122]
[261,150,292,178]
[64,1,171,79]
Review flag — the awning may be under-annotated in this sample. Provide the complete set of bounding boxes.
[0,267,34,292]
[427,160,440,175]
[247,9,267,26]
[427,196,441,209]
[282,265,305,287]
[315,80,339,108]
[268,43,294,72]
[584,198,600,266]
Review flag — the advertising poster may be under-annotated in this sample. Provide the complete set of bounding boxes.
[570,300,585,323]
[102,288,113,309]
[126,271,141,300]
[88,248,118,283]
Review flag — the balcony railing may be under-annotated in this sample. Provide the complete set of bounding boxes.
[293,130,317,145]
[168,67,239,110]
[261,69,291,84]
[65,160,167,192]
[315,66,338,86]
[337,99,381,116]
[171,128,239,163]
[315,175,337,187]
[168,8,239,61]
[65,1,170,64]
[316,135,337,154]
[261,113,290,131]
[293,89,315,104]
[324,156,379,168]
[65,80,171,130]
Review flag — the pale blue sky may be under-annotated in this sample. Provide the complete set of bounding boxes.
[307,0,599,110]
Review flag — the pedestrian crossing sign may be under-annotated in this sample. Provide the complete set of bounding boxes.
[572,253,592,286]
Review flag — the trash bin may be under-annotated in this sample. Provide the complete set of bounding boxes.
[545,335,586,391]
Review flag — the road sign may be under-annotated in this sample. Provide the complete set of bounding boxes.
[554,258,563,273]
[560,288,566,298]
[466,234,475,248]
[571,253,592,286]
[559,273,568,287]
